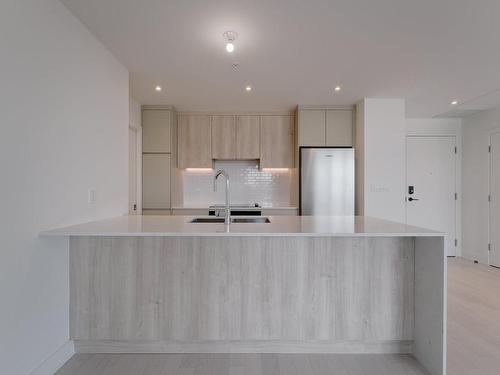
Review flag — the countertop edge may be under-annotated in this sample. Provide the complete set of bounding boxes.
[40,232,445,238]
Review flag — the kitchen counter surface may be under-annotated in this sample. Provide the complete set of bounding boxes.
[41,215,442,237]
[170,206,299,210]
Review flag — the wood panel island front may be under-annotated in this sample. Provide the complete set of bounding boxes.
[42,215,447,375]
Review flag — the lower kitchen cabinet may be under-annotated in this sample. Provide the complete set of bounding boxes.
[171,208,208,216]
[142,209,171,215]
[262,208,298,216]
[260,115,294,168]
[143,154,171,209]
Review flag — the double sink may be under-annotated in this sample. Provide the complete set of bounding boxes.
[194,170,271,224]
[190,217,271,224]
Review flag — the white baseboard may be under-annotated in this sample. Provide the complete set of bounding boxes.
[30,340,75,375]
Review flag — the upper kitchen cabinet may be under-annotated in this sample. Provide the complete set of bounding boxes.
[260,115,295,168]
[211,115,236,159]
[326,109,353,146]
[177,115,212,168]
[142,108,172,153]
[210,114,260,160]
[297,106,354,147]
[236,115,260,159]
[298,110,326,146]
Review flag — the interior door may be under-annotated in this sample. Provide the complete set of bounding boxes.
[490,132,500,267]
[406,136,457,256]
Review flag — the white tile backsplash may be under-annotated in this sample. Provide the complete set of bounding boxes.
[181,161,293,207]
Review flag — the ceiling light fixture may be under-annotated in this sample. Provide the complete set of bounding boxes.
[334,86,342,92]
[223,31,238,53]
[245,85,252,92]
[451,100,458,105]
[155,85,162,92]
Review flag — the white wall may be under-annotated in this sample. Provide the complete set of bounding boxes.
[462,108,500,263]
[356,99,406,223]
[0,1,129,374]
[406,118,463,256]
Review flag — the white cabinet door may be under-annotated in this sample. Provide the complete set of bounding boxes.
[142,110,171,153]
[490,132,500,267]
[298,110,325,146]
[406,136,456,256]
[143,154,171,209]
[326,110,353,146]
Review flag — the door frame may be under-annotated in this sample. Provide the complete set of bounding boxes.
[128,125,143,214]
[488,130,500,266]
[405,135,460,256]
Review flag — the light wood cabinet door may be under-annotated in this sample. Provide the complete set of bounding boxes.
[143,209,171,215]
[177,115,212,168]
[298,109,326,146]
[326,110,353,146]
[236,115,260,159]
[142,110,171,152]
[260,115,294,168]
[211,116,236,159]
[143,154,171,209]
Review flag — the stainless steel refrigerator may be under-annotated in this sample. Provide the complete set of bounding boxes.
[300,147,355,215]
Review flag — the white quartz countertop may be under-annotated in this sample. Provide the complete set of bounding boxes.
[40,215,443,237]
[171,206,298,210]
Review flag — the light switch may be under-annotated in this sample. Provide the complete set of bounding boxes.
[88,189,96,204]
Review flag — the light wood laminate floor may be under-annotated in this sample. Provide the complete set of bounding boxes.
[56,353,429,375]
[57,258,500,375]
[447,257,500,375]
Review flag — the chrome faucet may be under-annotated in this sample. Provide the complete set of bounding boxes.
[214,170,231,224]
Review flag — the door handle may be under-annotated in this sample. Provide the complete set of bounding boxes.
[408,197,419,202]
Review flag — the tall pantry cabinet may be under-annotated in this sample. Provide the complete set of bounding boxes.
[142,106,176,215]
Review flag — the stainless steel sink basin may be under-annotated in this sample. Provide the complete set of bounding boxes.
[231,217,271,223]
[189,217,271,224]
[189,217,226,223]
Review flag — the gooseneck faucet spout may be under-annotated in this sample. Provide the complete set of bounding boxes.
[214,170,231,224]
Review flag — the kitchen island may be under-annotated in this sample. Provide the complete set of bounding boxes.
[42,215,447,375]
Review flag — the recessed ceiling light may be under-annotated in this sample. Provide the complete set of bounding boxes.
[245,85,252,92]
[451,100,458,105]
[155,85,162,92]
[334,86,341,92]
[223,31,238,53]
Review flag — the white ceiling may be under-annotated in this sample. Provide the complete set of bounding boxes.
[61,0,500,117]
